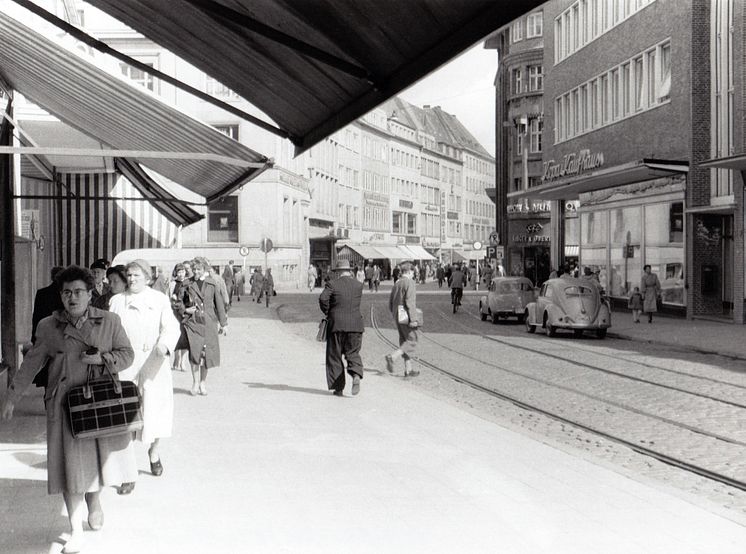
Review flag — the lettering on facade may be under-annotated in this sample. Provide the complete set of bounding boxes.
[398,199,414,209]
[542,149,604,182]
[278,171,306,190]
[525,223,543,233]
[424,204,439,212]
[507,198,552,214]
[512,235,551,243]
[440,191,447,242]
[364,192,389,206]
[365,233,386,242]
[447,211,459,220]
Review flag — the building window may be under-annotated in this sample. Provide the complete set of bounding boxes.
[207,196,238,243]
[516,130,523,155]
[669,202,683,242]
[528,65,543,91]
[512,20,524,42]
[530,118,543,153]
[120,60,156,92]
[555,0,657,63]
[407,214,417,235]
[213,124,239,140]
[512,68,523,95]
[526,12,543,37]
[205,76,240,99]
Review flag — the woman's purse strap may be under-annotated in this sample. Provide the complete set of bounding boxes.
[83,362,121,399]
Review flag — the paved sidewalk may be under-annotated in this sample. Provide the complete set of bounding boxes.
[2,302,746,553]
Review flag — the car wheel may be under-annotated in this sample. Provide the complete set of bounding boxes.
[492,312,500,324]
[544,314,556,337]
[573,329,584,338]
[595,328,607,339]
[525,311,536,333]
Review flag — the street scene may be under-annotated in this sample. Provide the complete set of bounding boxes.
[2,0,746,552]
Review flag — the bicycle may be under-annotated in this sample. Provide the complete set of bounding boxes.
[451,287,463,313]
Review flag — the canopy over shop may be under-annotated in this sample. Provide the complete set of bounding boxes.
[338,243,436,278]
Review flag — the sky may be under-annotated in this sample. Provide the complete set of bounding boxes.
[398,43,498,157]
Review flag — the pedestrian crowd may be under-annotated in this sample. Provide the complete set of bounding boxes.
[0,254,237,553]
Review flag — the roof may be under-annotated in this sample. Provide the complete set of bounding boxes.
[0,10,272,203]
[83,0,542,154]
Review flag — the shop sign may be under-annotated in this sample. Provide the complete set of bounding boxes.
[365,233,386,242]
[565,200,579,212]
[424,204,439,212]
[512,234,550,243]
[525,223,543,233]
[447,211,459,220]
[364,192,389,206]
[405,236,420,244]
[542,149,604,182]
[440,191,447,242]
[278,171,306,190]
[424,238,440,248]
[399,199,413,209]
[507,199,551,214]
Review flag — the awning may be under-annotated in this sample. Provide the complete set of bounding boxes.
[565,245,580,257]
[115,158,202,226]
[700,154,746,170]
[522,159,689,200]
[0,10,272,202]
[375,246,410,260]
[82,0,542,154]
[685,203,736,215]
[453,250,486,261]
[339,244,385,260]
[402,245,437,260]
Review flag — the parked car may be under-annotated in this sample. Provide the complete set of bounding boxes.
[478,277,534,323]
[524,277,611,338]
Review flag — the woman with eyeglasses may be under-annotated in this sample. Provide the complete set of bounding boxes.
[1,265,136,553]
[109,259,180,488]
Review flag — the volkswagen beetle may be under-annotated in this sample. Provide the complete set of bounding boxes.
[478,277,535,323]
[524,278,611,338]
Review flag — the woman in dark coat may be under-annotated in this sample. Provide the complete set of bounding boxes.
[169,263,191,371]
[183,259,227,395]
[1,265,135,554]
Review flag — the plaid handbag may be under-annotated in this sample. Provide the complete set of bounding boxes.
[66,365,143,439]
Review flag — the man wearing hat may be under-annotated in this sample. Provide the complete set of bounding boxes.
[89,259,110,302]
[318,259,365,396]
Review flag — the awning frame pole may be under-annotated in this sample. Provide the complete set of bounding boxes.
[11,0,293,142]
[13,194,207,206]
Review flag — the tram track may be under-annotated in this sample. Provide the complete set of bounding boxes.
[370,303,746,493]
[433,305,746,412]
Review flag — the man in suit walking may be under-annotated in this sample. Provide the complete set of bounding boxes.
[319,259,365,396]
[385,261,421,377]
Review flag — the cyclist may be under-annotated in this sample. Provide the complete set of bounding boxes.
[448,263,467,312]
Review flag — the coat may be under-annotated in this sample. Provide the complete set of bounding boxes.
[184,277,227,368]
[319,274,364,333]
[640,272,661,313]
[8,307,136,494]
[628,292,643,310]
[109,287,181,443]
[31,282,64,342]
[249,272,264,296]
[389,274,420,325]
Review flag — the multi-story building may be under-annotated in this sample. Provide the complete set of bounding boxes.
[491,0,745,322]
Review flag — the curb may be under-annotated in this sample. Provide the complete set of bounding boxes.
[606,331,746,361]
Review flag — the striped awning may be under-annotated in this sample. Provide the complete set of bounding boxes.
[0,10,271,203]
[403,245,437,260]
[565,246,580,257]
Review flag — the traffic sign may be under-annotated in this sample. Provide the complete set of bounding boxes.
[473,241,482,250]
[489,232,499,245]
[239,245,250,257]
[260,238,273,253]
[486,246,504,260]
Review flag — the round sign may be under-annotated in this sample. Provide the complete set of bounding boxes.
[260,237,273,253]
[473,241,483,250]
[239,246,250,257]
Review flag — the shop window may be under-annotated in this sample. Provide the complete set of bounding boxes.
[207,196,238,242]
[669,202,683,242]
[214,124,239,140]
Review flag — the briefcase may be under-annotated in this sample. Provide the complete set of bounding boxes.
[67,365,143,440]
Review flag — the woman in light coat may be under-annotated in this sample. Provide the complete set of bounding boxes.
[1,265,135,553]
[109,259,180,487]
[640,264,662,323]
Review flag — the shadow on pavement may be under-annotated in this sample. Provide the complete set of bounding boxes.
[243,382,331,396]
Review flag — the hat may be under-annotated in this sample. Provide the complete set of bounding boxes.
[333,259,352,271]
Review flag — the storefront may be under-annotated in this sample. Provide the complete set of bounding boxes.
[508,218,551,285]
[577,175,686,312]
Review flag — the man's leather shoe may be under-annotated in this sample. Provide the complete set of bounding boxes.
[351,375,360,396]
[150,459,164,476]
[332,389,344,397]
[405,370,420,378]
[117,482,135,495]
[385,355,395,373]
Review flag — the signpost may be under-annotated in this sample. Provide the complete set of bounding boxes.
[473,241,482,291]
[239,245,250,271]
[260,237,273,273]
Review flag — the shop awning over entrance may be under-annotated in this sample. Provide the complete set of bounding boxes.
[525,159,689,200]
[375,246,410,260]
[0,11,272,203]
[83,0,542,154]
[453,250,486,261]
[341,244,386,260]
[401,245,437,260]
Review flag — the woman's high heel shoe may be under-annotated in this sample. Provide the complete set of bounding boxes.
[150,459,163,476]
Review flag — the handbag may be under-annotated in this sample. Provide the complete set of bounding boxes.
[397,305,424,327]
[66,364,143,440]
[316,318,328,342]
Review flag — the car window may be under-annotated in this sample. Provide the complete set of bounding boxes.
[543,285,553,298]
[499,282,519,293]
[519,282,533,291]
[564,286,594,296]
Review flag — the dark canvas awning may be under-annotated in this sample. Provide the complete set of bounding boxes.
[0,10,272,203]
[523,159,689,200]
[700,154,746,170]
[83,0,543,154]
